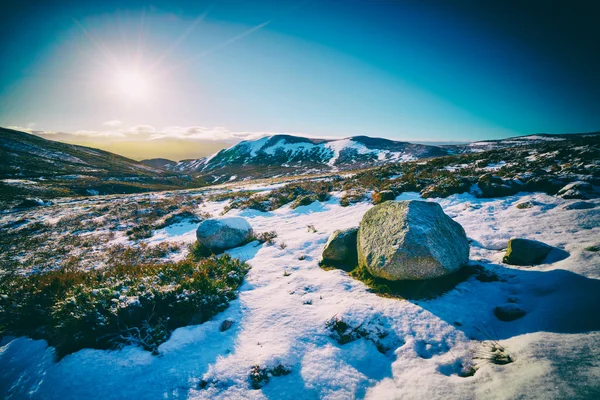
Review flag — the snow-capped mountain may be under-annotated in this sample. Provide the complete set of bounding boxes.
[156,134,449,181]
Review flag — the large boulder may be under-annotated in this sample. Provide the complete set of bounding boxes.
[357,201,470,281]
[503,238,552,265]
[321,227,358,267]
[196,217,253,253]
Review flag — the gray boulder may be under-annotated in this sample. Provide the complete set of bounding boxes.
[503,238,552,265]
[322,227,358,267]
[357,200,470,281]
[196,217,253,253]
[557,181,597,200]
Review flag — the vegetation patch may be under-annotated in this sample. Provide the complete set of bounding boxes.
[249,364,292,389]
[348,264,492,300]
[0,254,250,358]
[222,180,333,214]
[325,315,393,354]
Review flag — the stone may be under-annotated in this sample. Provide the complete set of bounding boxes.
[503,238,552,266]
[321,227,358,267]
[477,174,520,198]
[557,181,596,200]
[195,217,253,254]
[357,200,470,281]
[220,319,234,332]
[372,190,396,205]
[494,304,526,322]
[516,201,534,209]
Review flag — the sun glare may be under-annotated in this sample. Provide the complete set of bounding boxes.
[113,68,151,101]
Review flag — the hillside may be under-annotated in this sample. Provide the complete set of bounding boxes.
[0,127,207,203]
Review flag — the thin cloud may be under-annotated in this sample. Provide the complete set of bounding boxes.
[103,120,122,127]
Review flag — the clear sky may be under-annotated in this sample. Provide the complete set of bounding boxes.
[1,0,599,159]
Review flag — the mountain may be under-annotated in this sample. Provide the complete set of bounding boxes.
[157,134,450,182]
[0,127,206,202]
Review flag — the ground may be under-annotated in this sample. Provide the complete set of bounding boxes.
[1,182,599,399]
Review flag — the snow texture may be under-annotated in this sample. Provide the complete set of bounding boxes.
[1,187,599,400]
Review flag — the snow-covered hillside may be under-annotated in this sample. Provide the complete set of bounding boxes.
[161,135,448,181]
[1,184,599,399]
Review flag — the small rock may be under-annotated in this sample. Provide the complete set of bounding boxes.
[372,190,396,205]
[516,201,534,209]
[494,304,526,322]
[14,198,45,209]
[562,201,595,210]
[321,227,358,267]
[220,319,234,332]
[477,174,520,198]
[290,195,316,209]
[503,238,552,266]
[557,181,597,200]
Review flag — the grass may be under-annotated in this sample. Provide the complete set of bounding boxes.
[347,264,491,300]
[0,254,250,358]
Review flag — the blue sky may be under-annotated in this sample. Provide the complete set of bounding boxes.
[1,0,599,148]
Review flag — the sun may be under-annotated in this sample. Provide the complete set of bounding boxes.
[113,67,151,102]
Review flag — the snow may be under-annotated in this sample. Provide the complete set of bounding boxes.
[1,188,599,399]
[324,139,373,167]
[145,220,199,245]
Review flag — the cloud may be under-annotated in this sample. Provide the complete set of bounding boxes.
[19,123,339,144]
[103,119,122,127]
[149,126,274,142]
[73,129,126,138]
[126,125,156,135]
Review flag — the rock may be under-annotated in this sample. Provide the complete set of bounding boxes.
[290,195,316,209]
[516,201,534,209]
[196,217,253,253]
[557,181,596,200]
[523,176,564,195]
[14,198,45,209]
[503,238,552,265]
[220,319,234,332]
[477,174,520,198]
[421,177,471,199]
[494,304,526,322]
[357,200,470,281]
[562,201,595,210]
[321,227,358,267]
[372,190,396,205]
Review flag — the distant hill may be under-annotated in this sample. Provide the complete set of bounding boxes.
[151,134,449,183]
[0,127,207,203]
[139,158,176,170]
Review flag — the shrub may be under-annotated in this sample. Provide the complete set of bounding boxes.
[126,225,154,240]
[0,254,250,358]
[254,231,278,245]
[249,364,291,389]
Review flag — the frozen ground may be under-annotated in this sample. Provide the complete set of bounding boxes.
[1,188,599,399]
